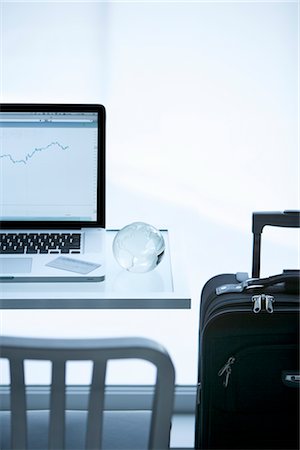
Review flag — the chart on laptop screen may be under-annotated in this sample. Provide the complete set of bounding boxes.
[0,111,98,222]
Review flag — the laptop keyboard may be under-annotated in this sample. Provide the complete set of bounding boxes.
[0,233,81,254]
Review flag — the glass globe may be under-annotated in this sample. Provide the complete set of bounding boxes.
[113,222,165,273]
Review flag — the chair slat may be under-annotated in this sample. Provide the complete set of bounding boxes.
[49,361,66,450]
[10,359,27,450]
[85,361,106,450]
[149,361,175,450]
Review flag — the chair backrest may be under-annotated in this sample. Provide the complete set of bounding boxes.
[0,336,175,450]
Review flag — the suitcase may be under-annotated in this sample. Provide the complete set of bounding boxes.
[195,210,300,450]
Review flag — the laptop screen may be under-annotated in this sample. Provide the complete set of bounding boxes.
[0,104,105,228]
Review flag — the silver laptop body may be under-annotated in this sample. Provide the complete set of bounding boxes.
[0,104,106,282]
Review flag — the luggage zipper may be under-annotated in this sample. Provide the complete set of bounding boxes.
[201,298,297,337]
[252,294,275,313]
[218,356,235,388]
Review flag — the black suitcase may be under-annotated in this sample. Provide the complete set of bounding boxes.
[195,210,300,450]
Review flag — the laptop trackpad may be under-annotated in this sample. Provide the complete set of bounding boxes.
[0,258,32,273]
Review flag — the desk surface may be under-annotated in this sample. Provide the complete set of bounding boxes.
[0,230,190,309]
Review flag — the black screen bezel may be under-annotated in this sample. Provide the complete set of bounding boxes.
[0,103,105,229]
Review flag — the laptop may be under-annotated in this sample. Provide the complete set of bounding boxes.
[0,104,106,282]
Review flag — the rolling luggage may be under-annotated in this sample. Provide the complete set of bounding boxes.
[195,210,300,450]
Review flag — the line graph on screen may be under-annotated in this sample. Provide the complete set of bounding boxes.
[0,141,69,165]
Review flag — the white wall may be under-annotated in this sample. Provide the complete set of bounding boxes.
[0,1,298,384]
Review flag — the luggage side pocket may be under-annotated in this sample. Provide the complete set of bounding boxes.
[218,343,298,413]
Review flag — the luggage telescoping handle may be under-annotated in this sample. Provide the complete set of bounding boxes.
[252,210,300,278]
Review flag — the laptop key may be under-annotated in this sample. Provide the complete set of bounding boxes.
[13,248,25,254]
[12,245,25,253]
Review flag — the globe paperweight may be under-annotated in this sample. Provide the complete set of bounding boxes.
[113,222,165,273]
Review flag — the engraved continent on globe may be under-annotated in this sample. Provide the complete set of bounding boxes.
[113,222,165,273]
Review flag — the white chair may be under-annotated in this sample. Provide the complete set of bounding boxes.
[0,336,175,450]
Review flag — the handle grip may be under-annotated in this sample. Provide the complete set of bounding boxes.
[252,210,300,234]
[247,270,300,291]
[252,211,300,278]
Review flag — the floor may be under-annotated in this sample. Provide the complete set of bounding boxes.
[170,414,195,449]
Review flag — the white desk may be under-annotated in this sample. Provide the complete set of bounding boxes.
[0,230,190,309]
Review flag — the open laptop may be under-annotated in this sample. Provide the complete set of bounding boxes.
[0,104,106,282]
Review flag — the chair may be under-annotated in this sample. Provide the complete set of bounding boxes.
[0,336,175,450]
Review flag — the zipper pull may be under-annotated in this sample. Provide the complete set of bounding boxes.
[265,295,275,313]
[196,382,201,405]
[252,294,262,313]
[218,356,235,388]
[252,294,275,313]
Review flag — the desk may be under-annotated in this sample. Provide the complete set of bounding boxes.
[0,230,190,309]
